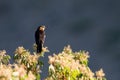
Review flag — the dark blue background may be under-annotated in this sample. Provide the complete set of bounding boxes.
[0,0,120,80]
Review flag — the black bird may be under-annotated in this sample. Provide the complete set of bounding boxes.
[35,25,46,53]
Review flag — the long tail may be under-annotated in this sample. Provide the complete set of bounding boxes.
[37,43,42,53]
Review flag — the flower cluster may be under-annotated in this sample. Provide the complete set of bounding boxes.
[0,45,48,80]
[0,64,35,80]
[14,46,48,79]
[45,45,106,80]
[0,50,10,65]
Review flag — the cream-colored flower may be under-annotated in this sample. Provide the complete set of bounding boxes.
[0,50,6,61]
[42,47,49,52]
[13,64,27,78]
[49,64,55,72]
[12,71,19,77]
[48,56,55,64]
[0,50,6,56]
[83,51,90,59]
[63,45,72,54]
[96,68,105,78]
[86,67,94,79]
[78,51,90,62]
[25,71,36,80]
[33,43,37,51]
[28,54,39,65]
[0,64,12,80]
[15,46,26,54]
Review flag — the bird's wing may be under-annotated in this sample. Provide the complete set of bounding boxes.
[35,31,39,44]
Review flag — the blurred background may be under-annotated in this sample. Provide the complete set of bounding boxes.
[0,0,120,80]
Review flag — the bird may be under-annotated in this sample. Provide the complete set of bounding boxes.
[35,25,46,53]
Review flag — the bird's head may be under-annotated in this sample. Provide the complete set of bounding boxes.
[39,25,45,31]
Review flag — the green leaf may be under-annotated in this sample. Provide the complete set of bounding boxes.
[38,61,44,67]
[36,74,40,80]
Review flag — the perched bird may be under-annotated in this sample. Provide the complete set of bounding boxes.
[35,25,46,53]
